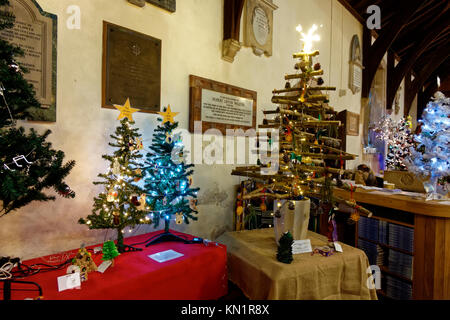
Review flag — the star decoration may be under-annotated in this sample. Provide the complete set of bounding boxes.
[158,105,179,124]
[114,98,140,121]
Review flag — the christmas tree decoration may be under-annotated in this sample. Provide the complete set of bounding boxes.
[56,183,76,198]
[102,240,120,266]
[78,107,153,253]
[189,198,198,211]
[107,188,118,202]
[135,137,144,150]
[405,92,449,200]
[231,24,371,239]
[175,212,183,225]
[133,168,143,182]
[114,98,140,122]
[142,106,200,246]
[71,247,97,281]
[277,231,294,264]
[157,105,179,124]
[373,115,414,170]
[165,132,173,144]
[236,204,243,215]
[136,193,148,211]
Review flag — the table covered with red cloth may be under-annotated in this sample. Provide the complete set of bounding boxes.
[5,230,228,300]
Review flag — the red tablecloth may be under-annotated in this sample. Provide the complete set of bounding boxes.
[5,230,228,300]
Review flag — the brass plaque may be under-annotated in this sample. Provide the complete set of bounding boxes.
[102,21,161,113]
[128,0,176,12]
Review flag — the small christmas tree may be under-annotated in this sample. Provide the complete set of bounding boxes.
[0,1,75,217]
[102,240,120,265]
[374,116,414,171]
[405,92,449,199]
[277,231,294,264]
[78,99,153,252]
[71,247,97,281]
[143,106,199,246]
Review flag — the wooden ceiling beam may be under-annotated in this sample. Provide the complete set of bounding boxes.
[404,0,447,27]
[393,1,448,54]
[362,0,423,98]
[404,43,450,116]
[386,12,449,110]
[353,0,379,13]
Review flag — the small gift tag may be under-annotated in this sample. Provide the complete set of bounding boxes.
[292,239,312,254]
[97,260,113,273]
[334,242,343,253]
[93,246,102,254]
[57,272,81,292]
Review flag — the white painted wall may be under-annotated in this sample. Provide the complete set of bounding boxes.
[0,0,364,259]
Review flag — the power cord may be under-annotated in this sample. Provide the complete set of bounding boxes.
[3,247,101,280]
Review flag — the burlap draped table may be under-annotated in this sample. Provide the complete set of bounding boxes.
[217,228,377,300]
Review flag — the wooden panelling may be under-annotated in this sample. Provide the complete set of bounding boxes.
[413,216,450,299]
[333,187,450,218]
[335,187,450,299]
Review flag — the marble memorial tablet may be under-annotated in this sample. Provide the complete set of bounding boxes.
[0,0,57,121]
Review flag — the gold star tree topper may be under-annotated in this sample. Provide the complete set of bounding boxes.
[157,105,179,124]
[114,98,140,121]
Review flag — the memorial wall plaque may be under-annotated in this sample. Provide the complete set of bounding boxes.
[349,34,362,95]
[0,0,57,122]
[102,21,161,113]
[127,0,176,13]
[243,0,278,57]
[189,75,257,134]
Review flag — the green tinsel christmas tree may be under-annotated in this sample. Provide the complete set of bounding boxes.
[142,106,199,246]
[102,240,120,264]
[277,231,294,264]
[0,0,75,217]
[79,104,153,253]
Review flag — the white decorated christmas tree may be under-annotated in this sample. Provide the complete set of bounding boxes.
[405,92,449,199]
[374,116,414,171]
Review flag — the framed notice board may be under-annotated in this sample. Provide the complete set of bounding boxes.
[189,75,257,134]
[102,21,161,113]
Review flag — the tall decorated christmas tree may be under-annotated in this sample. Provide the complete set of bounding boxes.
[78,99,153,252]
[142,106,199,246]
[0,0,75,218]
[405,92,449,200]
[231,24,371,241]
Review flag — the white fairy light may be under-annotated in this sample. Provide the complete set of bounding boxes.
[296,24,320,53]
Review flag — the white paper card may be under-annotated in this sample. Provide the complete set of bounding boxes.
[93,246,103,254]
[57,272,81,292]
[149,250,184,263]
[97,260,112,273]
[334,242,343,253]
[292,239,312,254]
